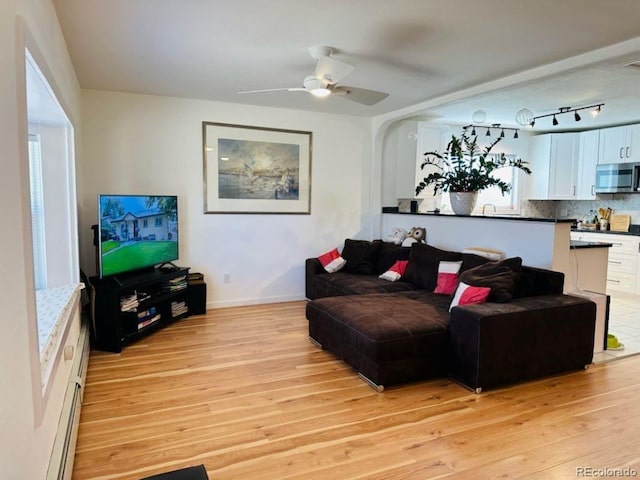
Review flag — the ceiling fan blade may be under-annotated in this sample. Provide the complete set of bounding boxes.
[331,86,388,105]
[238,87,307,94]
[314,56,355,85]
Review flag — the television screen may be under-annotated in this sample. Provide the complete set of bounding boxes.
[98,194,179,277]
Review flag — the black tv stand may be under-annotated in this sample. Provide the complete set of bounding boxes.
[90,267,190,352]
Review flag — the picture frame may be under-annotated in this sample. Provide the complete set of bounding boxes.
[203,122,312,214]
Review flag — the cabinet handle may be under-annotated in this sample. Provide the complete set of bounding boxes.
[608,260,622,265]
[591,185,595,195]
[607,279,620,284]
[620,147,624,159]
[626,146,631,158]
[572,185,576,196]
[612,242,623,246]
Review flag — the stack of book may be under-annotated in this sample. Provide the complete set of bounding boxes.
[120,294,138,312]
[163,275,188,292]
[137,307,161,330]
[171,300,188,317]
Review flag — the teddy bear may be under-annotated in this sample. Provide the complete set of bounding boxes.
[401,227,426,247]
[384,227,408,245]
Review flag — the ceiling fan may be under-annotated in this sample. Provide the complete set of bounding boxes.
[238,46,389,106]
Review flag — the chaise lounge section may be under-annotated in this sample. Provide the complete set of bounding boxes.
[306,240,596,392]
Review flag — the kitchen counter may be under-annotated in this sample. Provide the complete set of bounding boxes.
[572,226,640,236]
[570,240,613,249]
[383,208,575,223]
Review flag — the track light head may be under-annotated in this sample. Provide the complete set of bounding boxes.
[486,128,491,136]
[500,129,505,138]
[514,130,519,139]
[471,127,476,136]
[574,111,581,122]
[592,105,602,117]
[552,115,559,126]
[529,119,535,128]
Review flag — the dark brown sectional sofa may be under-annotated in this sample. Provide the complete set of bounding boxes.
[305,240,597,392]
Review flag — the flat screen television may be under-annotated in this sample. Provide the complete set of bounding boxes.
[98,194,179,278]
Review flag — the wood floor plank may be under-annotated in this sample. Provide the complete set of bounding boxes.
[73,301,640,480]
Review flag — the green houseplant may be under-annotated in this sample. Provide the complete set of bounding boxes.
[415,133,531,215]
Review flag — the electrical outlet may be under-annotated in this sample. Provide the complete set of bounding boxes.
[223,272,231,284]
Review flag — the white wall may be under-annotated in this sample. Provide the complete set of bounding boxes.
[78,90,373,307]
[1,0,82,478]
[381,213,562,269]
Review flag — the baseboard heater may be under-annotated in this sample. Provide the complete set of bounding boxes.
[46,322,90,480]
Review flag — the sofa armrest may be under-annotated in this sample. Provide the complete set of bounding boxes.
[448,294,596,391]
[305,257,326,299]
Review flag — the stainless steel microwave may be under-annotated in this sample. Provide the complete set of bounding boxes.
[594,162,640,193]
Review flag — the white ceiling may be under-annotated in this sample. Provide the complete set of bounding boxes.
[52,0,640,127]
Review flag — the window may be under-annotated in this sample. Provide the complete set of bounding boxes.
[143,219,148,228]
[25,47,79,395]
[155,217,163,227]
[473,155,522,214]
[28,134,47,290]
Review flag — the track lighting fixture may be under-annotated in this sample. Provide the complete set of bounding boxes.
[527,103,604,127]
[463,123,520,139]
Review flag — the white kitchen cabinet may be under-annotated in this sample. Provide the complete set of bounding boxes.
[571,231,639,294]
[526,133,579,200]
[598,124,640,164]
[527,131,600,200]
[576,130,599,199]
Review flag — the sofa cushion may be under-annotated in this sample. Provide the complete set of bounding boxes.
[312,272,420,298]
[318,248,346,273]
[513,265,564,298]
[404,244,463,291]
[379,260,408,282]
[461,252,492,272]
[459,257,522,302]
[375,242,411,274]
[449,281,491,311]
[434,260,462,295]
[342,239,381,275]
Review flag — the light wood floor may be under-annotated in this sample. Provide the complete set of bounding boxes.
[73,301,640,480]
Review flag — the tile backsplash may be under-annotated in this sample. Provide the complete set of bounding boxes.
[525,194,640,223]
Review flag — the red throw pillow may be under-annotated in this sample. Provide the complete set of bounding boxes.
[378,260,408,282]
[434,260,462,295]
[449,282,491,311]
[317,248,346,273]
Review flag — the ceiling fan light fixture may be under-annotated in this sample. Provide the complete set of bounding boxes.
[311,88,331,97]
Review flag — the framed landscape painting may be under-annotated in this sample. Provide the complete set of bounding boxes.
[203,122,312,214]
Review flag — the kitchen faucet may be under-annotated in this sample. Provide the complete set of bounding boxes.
[482,204,496,215]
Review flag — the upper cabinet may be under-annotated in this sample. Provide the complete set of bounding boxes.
[526,131,599,200]
[598,124,640,164]
[527,133,579,200]
[577,130,599,200]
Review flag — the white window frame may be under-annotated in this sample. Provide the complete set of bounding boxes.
[21,37,80,425]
